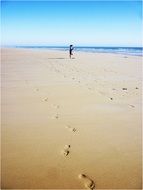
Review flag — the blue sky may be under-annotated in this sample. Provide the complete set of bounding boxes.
[1,1,142,47]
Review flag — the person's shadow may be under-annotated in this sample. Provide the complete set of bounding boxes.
[48,57,75,59]
[48,58,66,59]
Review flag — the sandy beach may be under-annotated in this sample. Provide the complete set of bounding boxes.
[1,48,142,189]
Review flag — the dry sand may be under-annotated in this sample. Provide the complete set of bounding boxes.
[1,48,142,189]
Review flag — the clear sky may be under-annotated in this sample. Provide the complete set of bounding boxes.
[1,1,142,47]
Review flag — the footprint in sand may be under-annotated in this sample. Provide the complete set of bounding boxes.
[129,104,135,108]
[66,125,77,133]
[61,145,71,156]
[122,88,127,91]
[53,104,60,109]
[55,114,59,119]
[78,174,95,190]
[44,98,48,102]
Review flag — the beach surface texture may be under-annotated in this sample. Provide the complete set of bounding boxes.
[1,48,142,189]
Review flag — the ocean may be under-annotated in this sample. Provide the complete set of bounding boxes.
[16,46,142,56]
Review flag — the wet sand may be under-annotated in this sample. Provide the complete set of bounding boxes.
[1,48,142,189]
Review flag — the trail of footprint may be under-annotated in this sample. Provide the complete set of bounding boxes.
[61,145,71,156]
[78,174,95,190]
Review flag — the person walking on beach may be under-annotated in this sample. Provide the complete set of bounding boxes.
[69,45,74,59]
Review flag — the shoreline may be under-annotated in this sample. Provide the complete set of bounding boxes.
[1,46,142,57]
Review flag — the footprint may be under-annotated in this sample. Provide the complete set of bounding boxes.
[129,104,135,108]
[78,174,95,190]
[53,104,60,109]
[122,88,127,90]
[55,114,59,119]
[44,98,48,102]
[62,145,71,156]
[66,125,77,132]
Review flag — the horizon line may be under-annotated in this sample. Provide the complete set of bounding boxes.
[1,45,143,48]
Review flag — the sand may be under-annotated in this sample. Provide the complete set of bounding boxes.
[1,48,142,189]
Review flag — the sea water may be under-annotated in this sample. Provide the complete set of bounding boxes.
[16,46,142,56]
